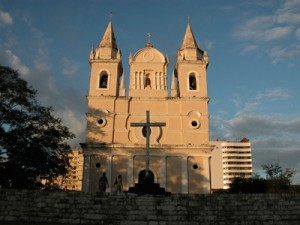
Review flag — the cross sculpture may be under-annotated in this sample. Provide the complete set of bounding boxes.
[130,111,166,179]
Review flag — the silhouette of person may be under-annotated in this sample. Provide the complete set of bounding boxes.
[99,172,109,192]
[113,174,123,192]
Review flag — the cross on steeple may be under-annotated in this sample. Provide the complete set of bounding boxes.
[130,111,166,178]
[147,32,152,43]
[145,32,153,47]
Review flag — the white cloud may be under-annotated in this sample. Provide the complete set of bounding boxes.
[0,9,13,26]
[210,85,300,183]
[270,45,300,63]
[53,109,85,147]
[277,11,300,24]
[256,88,290,101]
[0,46,85,148]
[230,114,300,184]
[232,88,290,115]
[234,1,300,62]
[242,44,258,53]
[278,0,300,15]
[296,28,300,40]
[235,16,292,42]
[227,114,300,138]
[61,57,79,76]
[0,48,30,77]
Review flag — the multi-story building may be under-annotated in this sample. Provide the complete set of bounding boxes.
[57,149,84,191]
[210,138,253,190]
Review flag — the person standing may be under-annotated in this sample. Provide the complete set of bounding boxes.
[99,172,109,192]
[113,174,123,192]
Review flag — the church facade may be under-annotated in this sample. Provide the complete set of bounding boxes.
[81,19,213,193]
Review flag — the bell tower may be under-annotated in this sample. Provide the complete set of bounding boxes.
[85,19,125,144]
[128,35,169,98]
[174,22,209,98]
[88,20,125,97]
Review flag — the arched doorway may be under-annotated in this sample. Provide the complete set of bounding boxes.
[138,169,155,183]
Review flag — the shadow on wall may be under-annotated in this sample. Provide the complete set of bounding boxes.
[82,106,210,194]
[166,155,210,193]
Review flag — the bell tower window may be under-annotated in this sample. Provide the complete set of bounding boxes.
[99,72,108,89]
[189,73,197,90]
[144,74,151,89]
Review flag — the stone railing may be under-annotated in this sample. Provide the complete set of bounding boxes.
[0,189,300,225]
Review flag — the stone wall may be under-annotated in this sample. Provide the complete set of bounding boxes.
[0,189,300,225]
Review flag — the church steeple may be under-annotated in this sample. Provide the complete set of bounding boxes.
[177,22,204,61]
[89,20,121,60]
[99,20,118,50]
[88,19,123,97]
[181,22,198,49]
[175,21,209,98]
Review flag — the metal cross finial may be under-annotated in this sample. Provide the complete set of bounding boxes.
[109,12,113,21]
[146,32,152,43]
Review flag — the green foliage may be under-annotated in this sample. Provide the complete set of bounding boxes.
[262,162,294,193]
[0,65,75,189]
[229,162,295,193]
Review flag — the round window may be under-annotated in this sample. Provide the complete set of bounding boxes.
[191,121,198,127]
[97,117,106,127]
[192,164,199,170]
[190,120,200,129]
[96,162,101,168]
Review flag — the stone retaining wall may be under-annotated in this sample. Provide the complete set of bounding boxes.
[0,189,300,225]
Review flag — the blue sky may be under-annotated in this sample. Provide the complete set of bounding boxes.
[1,0,300,184]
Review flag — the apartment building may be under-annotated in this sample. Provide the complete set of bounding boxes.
[210,138,253,190]
[57,149,84,191]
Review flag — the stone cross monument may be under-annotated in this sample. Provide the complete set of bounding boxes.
[130,110,166,179]
[129,111,168,194]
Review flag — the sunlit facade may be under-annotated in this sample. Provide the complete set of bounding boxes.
[210,138,253,190]
[56,149,83,191]
[81,19,213,194]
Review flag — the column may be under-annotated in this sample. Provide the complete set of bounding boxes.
[141,72,144,89]
[133,72,137,89]
[106,155,113,192]
[181,156,188,194]
[82,154,91,192]
[127,155,134,188]
[160,156,167,188]
[160,72,163,89]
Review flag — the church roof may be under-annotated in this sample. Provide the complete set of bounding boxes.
[180,23,198,49]
[99,21,118,49]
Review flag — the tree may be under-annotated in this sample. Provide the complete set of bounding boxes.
[0,65,75,189]
[262,162,294,192]
[229,162,295,193]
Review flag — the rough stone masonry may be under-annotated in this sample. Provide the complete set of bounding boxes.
[0,189,300,225]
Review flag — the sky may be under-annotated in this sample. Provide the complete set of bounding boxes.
[1,0,300,184]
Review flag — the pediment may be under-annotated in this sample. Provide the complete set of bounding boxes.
[132,47,166,63]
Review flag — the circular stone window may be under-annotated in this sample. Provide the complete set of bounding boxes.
[96,162,101,168]
[192,164,199,170]
[142,126,151,138]
[97,117,107,127]
[190,120,200,129]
